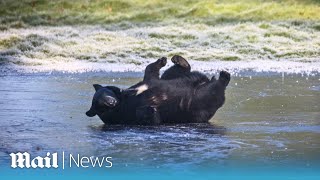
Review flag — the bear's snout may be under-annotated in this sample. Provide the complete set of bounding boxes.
[102,96,118,107]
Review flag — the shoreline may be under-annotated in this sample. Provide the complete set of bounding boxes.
[1,59,320,76]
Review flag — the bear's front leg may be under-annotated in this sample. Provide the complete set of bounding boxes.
[143,57,167,82]
[136,106,161,125]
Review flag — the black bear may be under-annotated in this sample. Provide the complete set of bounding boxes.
[86,55,230,125]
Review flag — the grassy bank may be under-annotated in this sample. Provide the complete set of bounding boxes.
[0,0,320,29]
[0,0,319,73]
[0,22,319,73]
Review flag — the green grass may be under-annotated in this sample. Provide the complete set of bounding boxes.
[312,23,320,31]
[222,56,240,61]
[126,59,142,65]
[274,51,319,58]
[262,47,277,55]
[264,31,305,42]
[0,0,319,27]
[149,33,197,40]
[0,36,21,48]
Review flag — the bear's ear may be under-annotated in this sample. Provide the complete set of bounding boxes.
[93,84,103,91]
[106,86,122,98]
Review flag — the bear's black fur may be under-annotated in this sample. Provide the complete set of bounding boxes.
[86,55,230,125]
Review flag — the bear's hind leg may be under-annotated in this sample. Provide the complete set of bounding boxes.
[136,106,161,125]
[161,55,191,80]
[192,110,215,123]
[218,71,231,87]
[189,71,231,122]
[171,55,190,70]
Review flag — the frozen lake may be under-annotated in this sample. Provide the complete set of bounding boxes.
[0,72,319,173]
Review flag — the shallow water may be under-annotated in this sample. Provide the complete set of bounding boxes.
[0,72,319,172]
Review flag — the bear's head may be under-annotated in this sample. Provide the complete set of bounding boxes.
[86,84,122,117]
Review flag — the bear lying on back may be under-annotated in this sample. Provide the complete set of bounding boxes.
[86,55,230,125]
